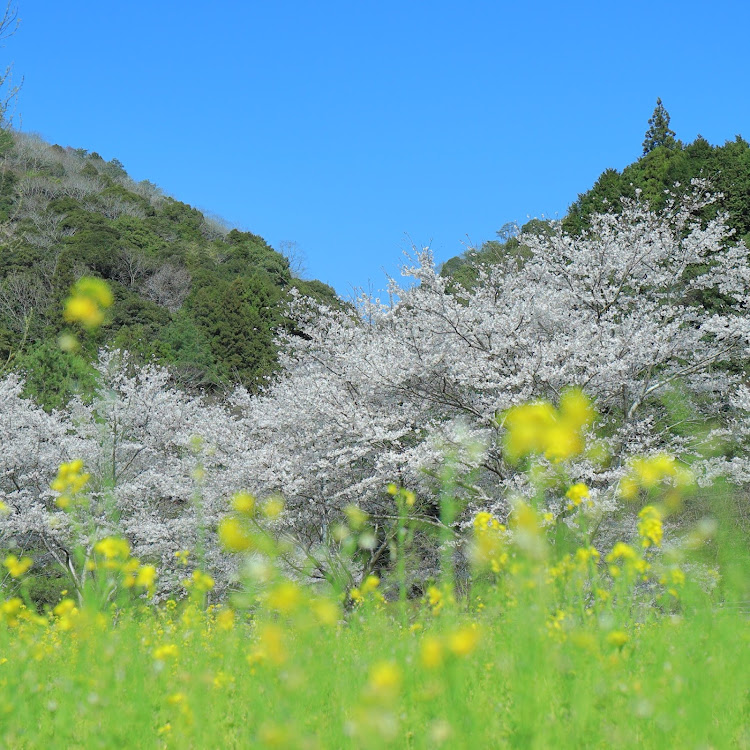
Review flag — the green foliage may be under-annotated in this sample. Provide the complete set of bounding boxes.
[15,341,97,410]
[200,276,280,387]
[0,129,342,400]
[642,97,677,155]
[443,102,750,287]
[440,219,539,291]
[157,312,218,386]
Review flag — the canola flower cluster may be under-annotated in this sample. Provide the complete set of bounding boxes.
[0,473,700,748]
[501,387,596,463]
[50,459,90,510]
[62,276,114,330]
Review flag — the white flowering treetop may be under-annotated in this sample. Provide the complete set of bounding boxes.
[232,184,750,552]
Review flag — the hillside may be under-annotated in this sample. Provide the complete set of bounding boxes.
[442,106,750,289]
[0,129,339,407]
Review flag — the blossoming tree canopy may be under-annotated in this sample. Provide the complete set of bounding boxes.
[3,183,750,592]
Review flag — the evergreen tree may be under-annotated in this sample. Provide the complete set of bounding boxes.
[643,98,677,155]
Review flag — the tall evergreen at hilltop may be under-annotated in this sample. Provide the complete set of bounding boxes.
[642,97,677,155]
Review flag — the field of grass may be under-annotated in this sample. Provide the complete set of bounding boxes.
[2,485,749,749]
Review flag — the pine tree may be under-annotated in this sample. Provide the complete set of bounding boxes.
[643,98,677,155]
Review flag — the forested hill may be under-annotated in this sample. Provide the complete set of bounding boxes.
[0,129,339,407]
[442,106,750,289]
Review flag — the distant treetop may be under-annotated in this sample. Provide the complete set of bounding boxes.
[642,97,677,155]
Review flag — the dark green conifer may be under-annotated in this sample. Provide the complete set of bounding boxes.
[643,98,677,155]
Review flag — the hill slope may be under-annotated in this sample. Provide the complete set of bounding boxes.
[0,129,338,407]
[442,127,750,290]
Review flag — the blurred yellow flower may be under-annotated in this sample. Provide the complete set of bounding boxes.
[231,491,256,515]
[135,564,157,590]
[266,581,302,614]
[426,585,444,613]
[606,630,629,648]
[218,517,252,553]
[94,537,130,561]
[367,661,402,698]
[503,389,595,464]
[51,460,89,509]
[262,497,285,520]
[448,625,480,657]
[620,454,693,500]
[3,554,32,578]
[344,504,368,529]
[311,597,340,626]
[361,575,380,595]
[420,636,444,668]
[216,608,235,631]
[638,505,663,548]
[63,277,113,329]
[153,644,179,660]
[565,483,590,509]
[183,570,214,592]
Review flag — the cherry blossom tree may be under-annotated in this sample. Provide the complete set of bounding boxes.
[231,183,750,561]
[4,183,750,595]
[2,352,242,598]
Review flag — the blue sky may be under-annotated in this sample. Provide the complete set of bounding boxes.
[7,1,750,297]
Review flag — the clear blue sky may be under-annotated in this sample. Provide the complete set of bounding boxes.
[7,1,750,297]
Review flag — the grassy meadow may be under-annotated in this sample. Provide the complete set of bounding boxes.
[2,470,749,749]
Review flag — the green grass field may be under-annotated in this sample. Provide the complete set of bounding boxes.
[2,496,749,750]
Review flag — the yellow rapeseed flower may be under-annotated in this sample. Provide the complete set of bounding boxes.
[135,564,157,590]
[311,597,340,626]
[606,630,629,648]
[255,623,287,665]
[473,511,502,532]
[558,388,596,432]
[360,575,380,595]
[183,569,214,592]
[638,505,663,548]
[51,460,90,509]
[565,483,590,509]
[94,537,130,560]
[420,636,444,669]
[448,625,480,657]
[231,491,256,515]
[218,517,252,553]
[216,608,235,631]
[502,389,595,464]
[574,546,599,565]
[3,554,32,578]
[63,277,113,329]
[0,597,23,626]
[620,454,693,500]
[367,661,402,698]
[262,496,285,520]
[266,581,303,614]
[426,585,444,613]
[606,542,638,562]
[344,504,368,529]
[153,644,179,660]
